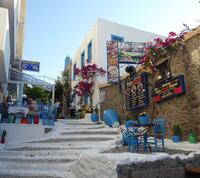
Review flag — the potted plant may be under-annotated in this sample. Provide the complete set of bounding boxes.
[91,106,99,122]
[125,114,132,121]
[138,112,149,125]
[187,129,197,144]
[172,124,183,142]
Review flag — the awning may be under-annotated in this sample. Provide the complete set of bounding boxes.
[8,68,53,91]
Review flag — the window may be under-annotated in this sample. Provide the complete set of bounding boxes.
[73,63,76,80]
[111,34,124,42]
[87,41,92,63]
[81,51,85,68]
[155,59,171,82]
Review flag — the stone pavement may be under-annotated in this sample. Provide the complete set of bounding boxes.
[0,119,120,178]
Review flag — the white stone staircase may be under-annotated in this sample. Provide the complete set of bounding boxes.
[0,119,120,178]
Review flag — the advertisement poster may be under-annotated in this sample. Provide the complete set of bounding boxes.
[152,75,186,103]
[118,42,146,64]
[21,60,40,72]
[107,41,119,83]
[125,73,149,110]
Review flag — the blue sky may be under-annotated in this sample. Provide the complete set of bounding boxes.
[23,0,200,83]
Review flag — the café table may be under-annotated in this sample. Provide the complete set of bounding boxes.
[130,123,155,152]
[8,106,29,117]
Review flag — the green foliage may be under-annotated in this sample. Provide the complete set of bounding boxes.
[54,78,64,103]
[189,129,195,135]
[94,106,99,114]
[125,114,132,121]
[23,84,50,102]
[172,124,183,136]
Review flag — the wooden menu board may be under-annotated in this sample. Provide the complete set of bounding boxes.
[152,75,186,103]
[125,73,149,110]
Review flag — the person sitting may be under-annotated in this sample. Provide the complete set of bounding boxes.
[0,96,9,123]
[26,98,37,116]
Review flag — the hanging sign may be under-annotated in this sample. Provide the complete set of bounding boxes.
[107,41,119,83]
[152,75,186,103]
[21,60,40,72]
[125,73,149,110]
[118,42,146,64]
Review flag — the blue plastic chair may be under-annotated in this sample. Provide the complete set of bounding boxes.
[125,120,138,129]
[127,129,140,152]
[124,120,141,152]
[122,120,137,145]
[151,118,165,151]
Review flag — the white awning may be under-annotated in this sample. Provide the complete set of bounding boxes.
[8,68,53,91]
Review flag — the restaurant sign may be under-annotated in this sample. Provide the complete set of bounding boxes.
[152,75,186,103]
[107,41,119,83]
[21,60,40,72]
[118,42,146,64]
[125,73,149,110]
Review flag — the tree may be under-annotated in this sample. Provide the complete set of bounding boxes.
[54,77,64,102]
[23,85,50,102]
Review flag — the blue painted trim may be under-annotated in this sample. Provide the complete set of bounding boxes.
[87,41,92,63]
[111,34,124,42]
[81,51,85,68]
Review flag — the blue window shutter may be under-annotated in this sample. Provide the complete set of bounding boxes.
[111,34,124,42]
[87,41,92,63]
[81,51,85,68]
[73,63,76,80]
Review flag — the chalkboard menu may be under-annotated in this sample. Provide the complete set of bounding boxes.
[125,73,149,110]
[152,75,186,103]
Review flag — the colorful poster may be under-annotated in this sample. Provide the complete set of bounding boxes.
[21,60,40,72]
[107,41,119,83]
[152,75,186,103]
[125,73,149,110]
[118,42,146,64]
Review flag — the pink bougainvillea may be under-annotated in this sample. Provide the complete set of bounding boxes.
[139,28,189,72]
[75,64,106,80]
[74,64,106,99]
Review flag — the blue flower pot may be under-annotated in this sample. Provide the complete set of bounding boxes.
[138,115,149,125]
[172,135,180,143]
[103,109,119,127]
[91,113,99,122]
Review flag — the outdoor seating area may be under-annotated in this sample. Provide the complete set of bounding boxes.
[0,101,56,143]
[122,113,165,152]
[0,102,56,126]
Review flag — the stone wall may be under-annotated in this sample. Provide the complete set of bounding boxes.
[99,83,130,123]
[117,154,200,178]
[100,32,200,140]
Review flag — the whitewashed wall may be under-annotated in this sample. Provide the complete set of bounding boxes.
[96,18,164,84]
[72,18,164,109]
[0,7,10,83]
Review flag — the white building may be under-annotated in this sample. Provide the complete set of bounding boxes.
[0,0,26,102]
[0,0,53,103]
[72,18,164,111]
